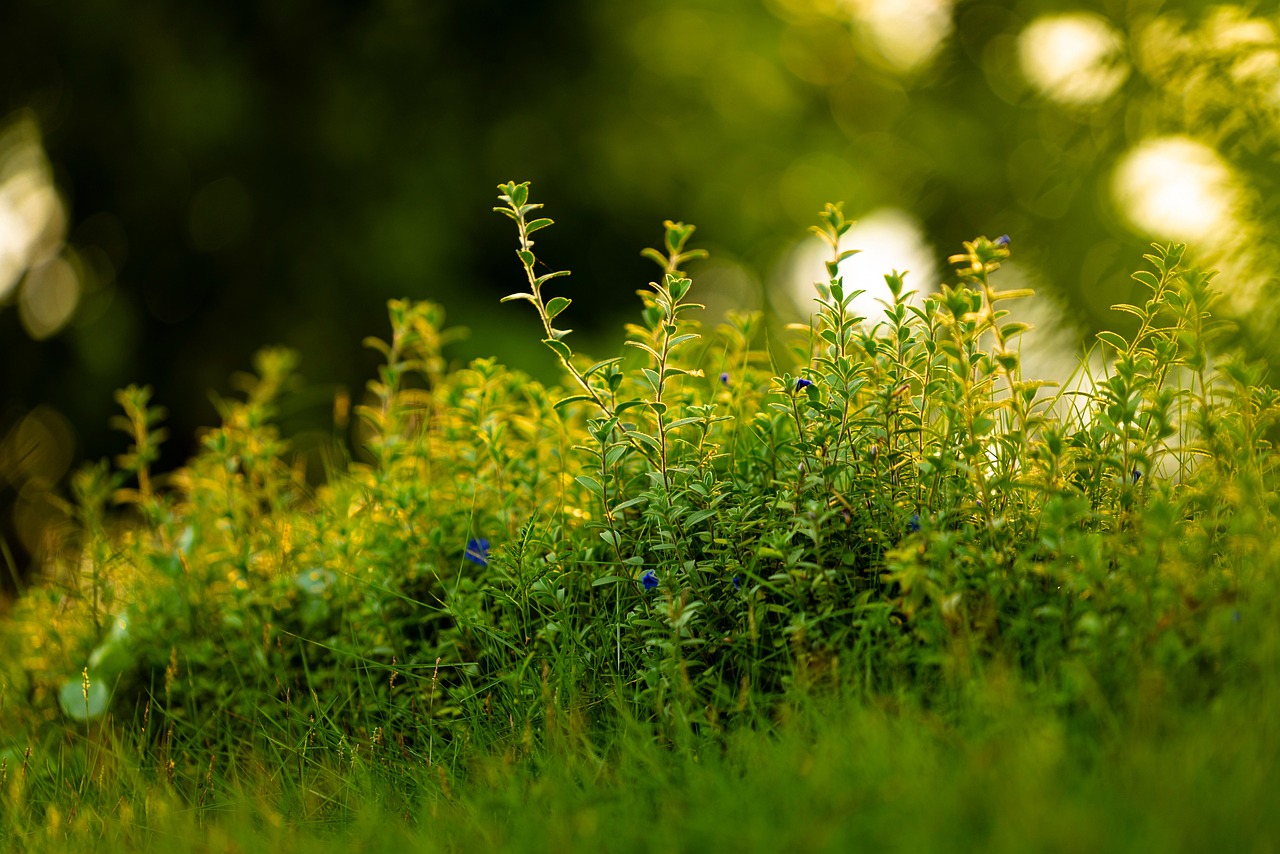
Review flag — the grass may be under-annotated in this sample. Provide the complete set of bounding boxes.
[1,181,1278,851]
[4,677,1278,852]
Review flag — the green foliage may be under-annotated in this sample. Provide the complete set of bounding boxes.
[2,182,1279,846]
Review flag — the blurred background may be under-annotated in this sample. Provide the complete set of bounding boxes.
[3,0,1279,589]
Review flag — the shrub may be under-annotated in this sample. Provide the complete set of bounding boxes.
[1,182,1275,784]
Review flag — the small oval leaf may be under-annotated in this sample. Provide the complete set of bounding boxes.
[542,338,573,361]
[546,297,572,319]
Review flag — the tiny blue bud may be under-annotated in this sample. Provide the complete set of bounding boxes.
[1131,468,1141,485]
[995,234,1010,248]
[908,514,921,533]
[720,372,730,385]
[732,575,741,591]
[641,570,659,592]
[795,378,813,391]
[465,538,490,567]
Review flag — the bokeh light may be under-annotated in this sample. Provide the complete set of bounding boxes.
[18,255,79,340]
[0,114,79,339]
[843,0,955,75]
[1018,13,1129,105]
[1,405,75,567]
[1111,136,1241,243]
[787,207,936,323]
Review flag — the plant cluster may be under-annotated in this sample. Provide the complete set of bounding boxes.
[0,183,1277,820]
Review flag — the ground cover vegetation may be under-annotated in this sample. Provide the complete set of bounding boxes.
[1,182,1278,851]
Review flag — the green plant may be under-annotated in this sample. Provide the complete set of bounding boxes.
[0,181,1277,850]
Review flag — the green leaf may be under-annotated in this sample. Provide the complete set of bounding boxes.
[526,217,554,234]
[624,340,662,361]
[542,338,572,361]
[612,496,648,512]
[667,333,700,349]
[591,575,629,587]
[535,270,571,287]
[500,292,536,304]
[640,247,667,268]
[615,399,647,414]
[546,297,572,319]
[686,508,719,526]
[1110,303,1145,319]
[553,394,594,411]
[1096,330,1129,352]
[1131,270,1160,290]
[584,357,622,377]
[362,336,391,358]
[630,431,662,453]
[575,475,604,498]
[517,249,535,267]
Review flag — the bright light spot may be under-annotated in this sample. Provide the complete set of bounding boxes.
[0,118,65,302]
[843,0,955,75]
[1112,137,1241,242]
[1018,13,1128,105]
[788,208,936,325]
[19,255,80,339]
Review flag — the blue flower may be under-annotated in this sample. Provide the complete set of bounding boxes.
[732,575,742,591]
[995,234,1010,248]
[795,378,813,391]
[1131,468,1141,485]
[908,514,921,533]
[720,372,730,385]
[641,570,659,592]
[465,538,490,567]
